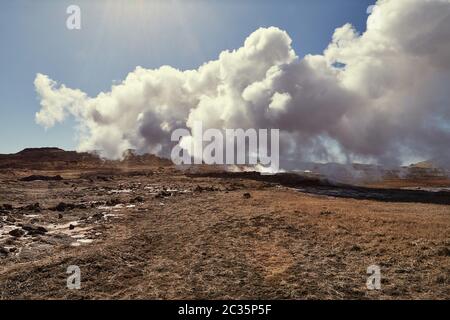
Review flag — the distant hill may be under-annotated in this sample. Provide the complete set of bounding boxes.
[0,147,172,170]
[410,160,437,169]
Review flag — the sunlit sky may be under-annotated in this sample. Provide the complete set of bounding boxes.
[0,0,374,154]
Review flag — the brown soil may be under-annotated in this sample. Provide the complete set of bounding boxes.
[0,150,449,299]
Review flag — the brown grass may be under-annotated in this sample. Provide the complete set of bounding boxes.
[0,167,449,299]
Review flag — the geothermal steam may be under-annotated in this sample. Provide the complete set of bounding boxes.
[35,0,450,169]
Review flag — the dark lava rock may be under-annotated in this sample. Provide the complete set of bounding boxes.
[6,216,16,223]
[194,185,219,193]
[437,247,450,257]
[130,196,145,203]
[243,193,252,199]
[96,175,110,181]
[106,198,121,206]
[92,212,104,220]
[194,185,203,193]
[21,224,48,235]
[23,203,41,211]
[9,229,25,237]
[52,202,76,212]
[4,238,15,245]
[350,245,362,252]
[20,175,63,182]
[69,224,75,230]
[0,247,8,257]
[2,204,13,210]
[155,191,172,199]
[58,213,63,219]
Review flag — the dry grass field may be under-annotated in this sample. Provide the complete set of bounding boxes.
[0,149,449,299]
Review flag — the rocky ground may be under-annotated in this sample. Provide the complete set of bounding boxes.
[0,149,449,299]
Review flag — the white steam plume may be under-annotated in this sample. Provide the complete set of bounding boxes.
[35,0,450,169]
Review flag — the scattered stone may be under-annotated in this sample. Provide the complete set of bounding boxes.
[20,175,63,182]
[69,224,75,230]
[52,202,75,212]
[155,191,172,199]
[92,212,104,220]
[437,247,450,257]
[106,198,121,206]
[350,245,362,252]
[320,210,334,216]
[97,175,110,181]
[4,238,15,245]
[23,203,41,211]
[130,196,144,203]
[21,224,48,235]
[2,204,13,210]
[243,193,252,199]
[9,229,25,237]
[194,185,219,193]
[6,216,16,223]
[0,247,8,257]
[58,213,63,219]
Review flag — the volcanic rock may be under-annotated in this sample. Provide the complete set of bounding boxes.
[20,175,63,182]
[0,247,8,257]
[23,203,41,211]
[130,196,144,203]
[9,229,25,237]
[21,224,48,235]
[52,202,76,212]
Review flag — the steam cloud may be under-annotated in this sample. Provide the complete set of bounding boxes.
[35,0,450,170]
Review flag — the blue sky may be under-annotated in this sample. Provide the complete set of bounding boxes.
[0,0,374,154]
